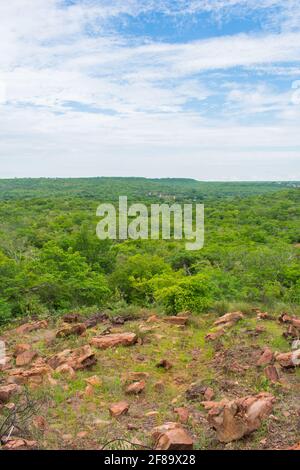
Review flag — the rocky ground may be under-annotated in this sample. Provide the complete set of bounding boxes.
[0,309,299,450]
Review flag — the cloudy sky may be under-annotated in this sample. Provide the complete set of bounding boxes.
[0,0,300,180]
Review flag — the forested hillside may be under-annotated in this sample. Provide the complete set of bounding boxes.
[0,179,299,323]
[0,179,300,451]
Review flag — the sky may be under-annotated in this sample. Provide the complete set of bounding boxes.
[0,0,300,181]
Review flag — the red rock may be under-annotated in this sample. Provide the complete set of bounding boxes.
[257,311,269,320]
[205,328,225,341]
[90,332,137,349]
[48,345,96,370]
[77,431,88,439]
[56,323,86,338]
[16,350,37,367]
[125,380,146,394]
[0,384,21,403]
[257,347,274,366]
[204,387,215,401]
[13,343,31,357]
[109,401,129,417]
[15,320,48,335]
[122,371,150,383]
[84,384,94,396]
[2,438,37,450]
[205,392,275,443]
[152,422,193,450]
[174,407,189,424]
[156,359,173,370]
[214,311,244,326]
[8,365,52,386]
[154,380,164,392]
[265,365,280,383]
[164,316,188,326]
[288,441,300,450]
[85,375,102,386]
[276,349,300,368]
[146,314,159,323]
[56,363,76,379]
[63,313,83,323]
[32,415,48,431]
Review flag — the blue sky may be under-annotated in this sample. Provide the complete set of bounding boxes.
[0,0,300,180]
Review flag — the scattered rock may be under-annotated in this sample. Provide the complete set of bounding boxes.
[62,313,83,323]
[156,359,173,370]
[56,363,76,379]
[257,311,269,320]
[204,387,215,401]
[214,311,244,327]
[125,380,146,395]
[48,345,96,371]
[145,411,159,417]
[151,422,193,450]
[56,323,86,338]
[205,328,225,341]
[174,407,189,424]
[32,415,48,432]
[288,441,300,450]
[256,347,274,366]
[14,320,48,335]
[146,314,159,323]
[91,332,137,349]
[77,431,88,439]
[276,349,300,368]
[109,401,129,417]
[164,316,188,326]
[85,375,102,387]
[154,380,164,392]
[84,384,94,397]
[204,392,275,443]
[264,365,280,383]
[13,343,31,357]
[7,365,52,386]
[0,384,21,403]
[122,371,149,384]
[2,438,37,450]
[16,350,37,367]
[186,381,214,401]
[84,312,108,328]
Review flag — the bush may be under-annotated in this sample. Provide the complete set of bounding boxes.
[155,274,214,314]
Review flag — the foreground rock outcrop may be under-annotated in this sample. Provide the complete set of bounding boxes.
[151,422,193,450]
[90,332,137,349]
[203,392,275,443]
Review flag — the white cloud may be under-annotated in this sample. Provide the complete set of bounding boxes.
[0,0,300,180]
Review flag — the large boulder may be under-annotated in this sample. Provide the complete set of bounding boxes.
[90,332,137,349]
[204,392,275,443]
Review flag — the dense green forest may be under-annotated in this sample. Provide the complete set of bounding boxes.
[0,178,299,324]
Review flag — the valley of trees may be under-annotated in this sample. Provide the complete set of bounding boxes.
[0,178,299,324]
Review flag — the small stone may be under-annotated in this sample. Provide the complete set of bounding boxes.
[125,380,146,395]
[156,359,173,370]
[109,401,129,417]
[174,407,189,424]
